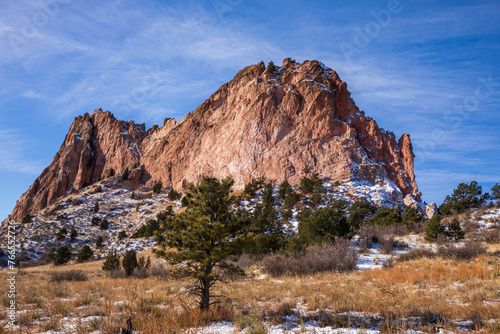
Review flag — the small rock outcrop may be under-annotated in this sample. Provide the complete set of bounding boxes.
[426,202,438,218]
[9,59,421,221]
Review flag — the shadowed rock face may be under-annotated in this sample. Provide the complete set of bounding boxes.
[8,59,420,221]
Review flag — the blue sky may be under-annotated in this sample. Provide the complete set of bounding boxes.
[1,0,499,220]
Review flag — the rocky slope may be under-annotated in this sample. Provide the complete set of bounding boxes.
[9,59,420,222]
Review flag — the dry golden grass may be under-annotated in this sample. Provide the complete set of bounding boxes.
[1,252,500,333]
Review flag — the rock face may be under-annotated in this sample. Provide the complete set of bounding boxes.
[9,59,420,221]
[426,202,438,218]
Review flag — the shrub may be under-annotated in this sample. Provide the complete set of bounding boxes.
[118,231,127,240]
[424,215,445,242]
[93,202,99,213]
[181,196,189,207]
[379,235,395,254]
[122,250,138,276]
[22,213,33,224]
[77,245,93,263]
[263,240,357,276]
[99,219,109,230]
[168,189,179,200]
[96,236,104,248]
[50,270,87,282]
[102,251,121,272]
[91,216,101,226]
[53,246,72,266]
[398,248,437,262]
[153,181,163,194]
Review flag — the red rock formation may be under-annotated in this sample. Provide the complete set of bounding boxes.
[8,59,420,222]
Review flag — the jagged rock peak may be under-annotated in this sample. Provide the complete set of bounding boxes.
[8,59,420,222]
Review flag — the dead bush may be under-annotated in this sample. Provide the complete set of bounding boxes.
[50,270,88,282]
[437,242,486,260]
[398,248,437,262]
[379,236,395,254]
[263,239,358,276]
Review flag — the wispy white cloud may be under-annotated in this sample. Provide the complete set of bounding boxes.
[0,129,46,175]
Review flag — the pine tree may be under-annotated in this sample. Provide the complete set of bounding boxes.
[56,227,68,241]
[77,245,94,263]
[153,181,163,194]
[424,215,445,242]
[122,167,130,180]
[99,219,109,230]
[155,177,252,310]
[122,250,138,276]
[96,236,104,248]
[70,227,78,242]
[93,202,99,213]
[266,61,277,73]
[53,246,72,265]
[102,251,121,271]
[447,218,465,241]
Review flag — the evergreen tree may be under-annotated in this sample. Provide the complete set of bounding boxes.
[368,207,402,226]
[137,256,145,269]
[93,202,99,214]
[22,213,33,224]
[91,216,101,226]
[77,245,94,263]
[278,180,292,200]
[102,251,121,271]
[153,181,163,194]
[155,177,252,310]
[118,231,127,240]
[122,250,138,276]
[402,206,423,228]
[96,236,104,248]
[347,200,378,230]
[168,189,179,200]
[491,183,500,202]
[447,218,465,241]
[299,207,350,244]
[122,167,130,180]
[424,215,445,242]
[439,181,489,215]
[56,227,68,241]
[53,246,72,265]
[99,219,109,230]
[266,61,277,73]
[70,227,78,242]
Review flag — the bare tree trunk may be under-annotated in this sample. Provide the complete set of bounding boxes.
[200,276,210,310]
